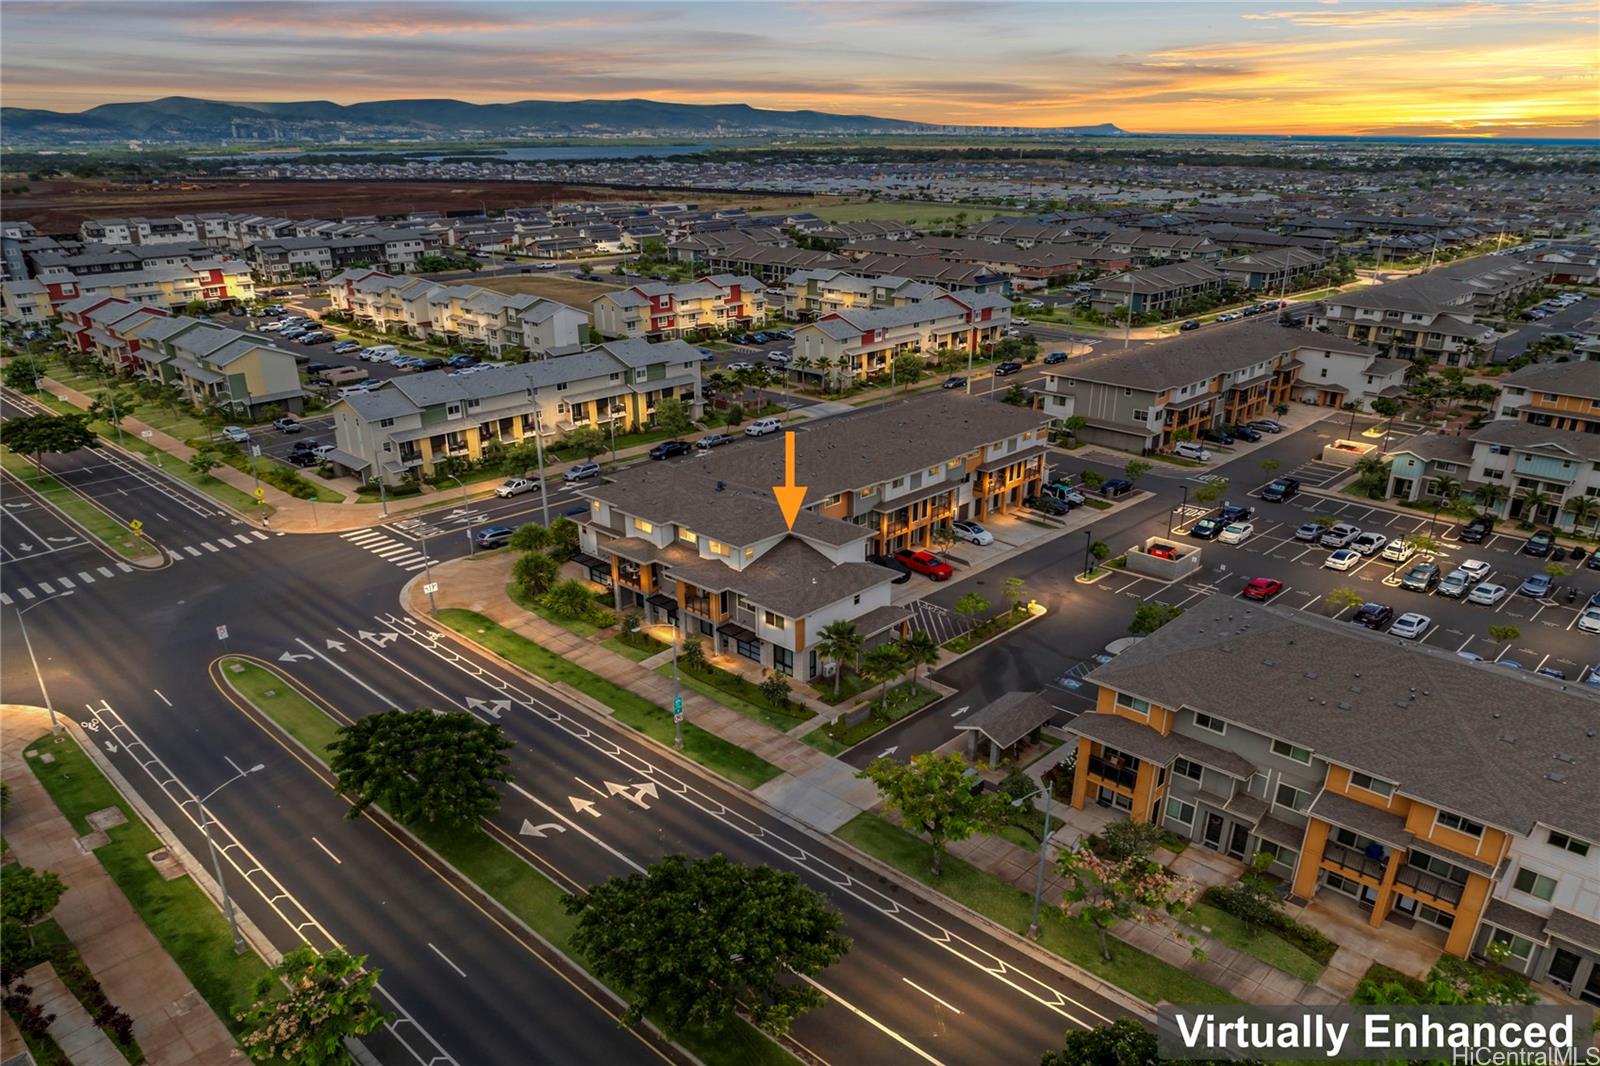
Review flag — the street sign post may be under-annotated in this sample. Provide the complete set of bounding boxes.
[216,625,228,640]
[129,519,143,538]
[422,582,438,595]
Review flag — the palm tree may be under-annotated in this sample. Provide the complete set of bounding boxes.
[813,620,864,699]
[1517,487,1552,524]
[861,644,907,708]
[1431,475,1461,503]
[1473,482,1508,516]
[898,631,940,689]
[1353,453,1388,499]
[1562,494,1600,535]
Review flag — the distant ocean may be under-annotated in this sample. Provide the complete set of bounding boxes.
[1131,133,1598,146]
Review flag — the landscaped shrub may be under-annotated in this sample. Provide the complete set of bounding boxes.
[1201,885,1336,963]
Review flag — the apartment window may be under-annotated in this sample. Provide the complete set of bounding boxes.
[1513,867,1558,902]
[1490,929,1535,963]
[1257,841,1297,867]
[678,529,698,545]
[1114,692,1150,716]
[1165,798,1195,828]
[763,610,785,629]
[1409,851,1468,885]
[1548,831,1591,857]
[1349,771,1395,798]
[1172,758,1202,783]
[708,540,730,557]
[1274,782,1309,813]
[1435,810,1485,839]
[1271,739,1313,765]
[1193,713,1226,735]
[466,399,481,410]
[1133,410,1147,422]
[633,519,654,535]
[772,646,793,676]
[378,418,395,428]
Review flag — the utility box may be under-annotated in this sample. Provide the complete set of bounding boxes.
[1125,536,1202,581]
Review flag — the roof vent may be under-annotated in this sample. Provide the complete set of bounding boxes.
[1554,752,1575,764]
[1499,733,1517,744]
[716,481,725,492]
[1304,671,1319,680]
[1349,684,1362,694]
[1262,659,1276,668]
[1545,772,1567,783]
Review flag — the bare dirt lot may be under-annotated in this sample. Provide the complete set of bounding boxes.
[2,179,663,233]
[471,274,623,303]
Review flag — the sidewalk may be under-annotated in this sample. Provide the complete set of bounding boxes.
[407,554,883,831]
[1,707,240,1066]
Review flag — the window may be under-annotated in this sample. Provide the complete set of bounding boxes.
[708,540,730,557]
[1172,758,1202,782]
[1435,810,1485,838]
[1274,782,1309,813]
[1165,798,1195,828]
[1409,851,1468,884]
[633,519,654,535]
[1490,929,1535,963]
[763,610,785,629]
[678,529,697,545]
[734,636,762,662]
[1193,713,1226,735]
[1349,771,1395,798]
[1271,739,1313,764]
[1513,867,1557,901]
[1258,841,1297,867]
[1548,831,1591,857]
[1115,692,1150,716]
[772,646,793,675]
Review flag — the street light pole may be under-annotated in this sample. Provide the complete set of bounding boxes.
[670,609,683,751]
[447,474,472,555]
[532,406,551,528]
[13,591,75,735]
[196,757,264,955]
[1012,784,1055,939]
[1168,484,1189,538]
[420,533,437,614]
[1081,528,1094,577]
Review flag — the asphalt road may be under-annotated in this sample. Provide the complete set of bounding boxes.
[1489,293,1595,362]
[2,404,1139,1065]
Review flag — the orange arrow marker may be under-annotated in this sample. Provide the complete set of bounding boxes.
[771,430,808,530]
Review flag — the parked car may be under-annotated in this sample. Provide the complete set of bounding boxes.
[744,417,782,437]
[1217,503,1255,524]
[1024,494,1069,516]
[1456,559,1492,584]
[695,433,733,450]
[649,440,692,460]
[272,417,301,434]
[495,478,538,498]
[1043,351,1068,364]
[446,354,479,368]
[1380,539,1416,563]
[766,351,791,365]
[1388,612,1431,640]
[331,340,361,354]
[1218,522,1254,545]
[1351,532,1388,556]
[942,376,967,389]
[1173,441,1211,461]
[870,554,913,583]
[1248,419,1283,434]
[1401,561,1442,592]
[1352,603,1395,630]
[893,549,954,581]
[1179,319,1200,331]
[1231,424,1263,443]
[1324,548,1361,571]
[1319,523,1362,549]
[950,520,993,546]
[1467,583,1507,606]
[285,450,318,467]
[1458,515,1494,543]
[1198,427,1234,445]
[1190,516,1225,540]
[221,425,251,444]
[994,361,1023,376]
[1043,481,1085,506]
[1518,573,1553,598]
[1437,570,1473,598]
[1101,479,1134,498]
[1294,522,1323,542]
[1523,529,1556,557]
[1260,477,1299,502]
[311,443,335,460]
[1242,577,1282,600]
[563,461,601,482]
[475,526,515,549]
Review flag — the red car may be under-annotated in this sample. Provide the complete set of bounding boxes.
[1242,577,1282,601]
[893,549,954,581]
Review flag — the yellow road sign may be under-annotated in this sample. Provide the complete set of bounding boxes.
[253,487,266,501]
[129,519,144,537]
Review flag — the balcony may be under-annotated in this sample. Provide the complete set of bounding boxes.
[1394,865,1465,907]
[1086,755,1139,791]
[1322,842,1388,882]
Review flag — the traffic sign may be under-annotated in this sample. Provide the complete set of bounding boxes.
[672,695,684,722]
[129,519,143,538]
[422,582,439,595]
[250,444,262,457]
[216,625,229,641]
[253,487,265,501]
[140,430,153,439]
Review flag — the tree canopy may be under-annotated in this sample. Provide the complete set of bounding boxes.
[237,946,388,1065]
[328,708,512,829]
[0,412,97,466]
[860,752,1003,875]
[563,853,850,1036]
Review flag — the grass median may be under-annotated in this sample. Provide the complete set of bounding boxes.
[216,657,796,1066]
[1181,901,1326,985]
[23,733,270,1040]
[657,662,814,733]
[0,448,158,562]
[434,609,780,789]
[835,812,1237,1007]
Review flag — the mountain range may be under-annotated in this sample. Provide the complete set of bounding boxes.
[0,96,1126,145]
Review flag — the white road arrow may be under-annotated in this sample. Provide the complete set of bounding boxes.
[949,705,971,718]
[279,651,314,663]
[519,819,567,839]
[357,630,399,647]
[16,543,33,552]
[325,638,347,652]
[605,780,652,809]
[46,535,77,543]
[465,697,500,718]
[104,742,119,754]
[569,796,601,818]
[876,746,899,759]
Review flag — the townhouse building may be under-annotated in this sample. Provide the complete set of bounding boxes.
[1069,598,1599,1002]
[1215,247,1330,292]
[1290,342,1409,409]
[575,393,1050,681]
[791,291,1012,384]
[1,259,255,323]
[844,254,1013,294]
[591,275,765,340]
[680,242,850,284]
[56,295,303,415]
[1493,362,1600,435]
[841,237,1088,287]
[1097,229,1223,265]
[1307,276,1500,367]
[1038,322,1339,453]
[783,269,960,319]
[326,269,588,356]
[1089,262,1226,317]
[330,339,702,484]
[1386,420,1597,529]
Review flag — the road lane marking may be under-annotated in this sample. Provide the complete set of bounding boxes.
[201,541,218,552]
[17,588,34,600]
[428,942,466,979]
[153,689,172,707]
[509,782,643,873]
[902,977,963,1014]
[98,566,115,577]
[293,637,402,710]
[801,975,946,1066]
[311,836,342,864]
[77,571,94,583]
[183,545,202,557]
[56,576,75,588]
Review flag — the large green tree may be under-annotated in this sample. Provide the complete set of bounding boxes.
[512,550,559,597]
[237,946,388,1065]
[1057,826,1188,962]
[0,412,97,470]
[861,752,1003,875]
[653,396,693,435]
[563,853,850,1036]
[328,709,512,829]
[2,356,47,391]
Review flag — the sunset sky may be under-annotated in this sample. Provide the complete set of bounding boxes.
[3,0,1596,138]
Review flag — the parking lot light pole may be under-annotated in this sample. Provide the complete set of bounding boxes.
[420,533,437,614]
[446,474,472,555]
[1013,785,1055,939]
[1082,528,1094,578]
[14,591,75,735]
[1168,484,1189,538]
[196,758,265,955]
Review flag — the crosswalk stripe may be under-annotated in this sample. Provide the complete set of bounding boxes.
[340,529,372,540]
[167,549,184,562]
[201,542,219,552]
[0,593,11,605]
[371,546,415,558]
[216,536,235,548]
[401,562,429,571]
[18,588,34,600]
[77,572,94,583]
[99,567,115,578]
[116,562,133,573]
[347,532,386,544]
[184,546,202,557]
[37,581,55,594]
[250,531,269,541]
[57,576,75,589]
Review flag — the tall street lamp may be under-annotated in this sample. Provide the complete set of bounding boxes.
[445,473,472,555]
[531,405,551,528]
[13,590,76,734]
[1168,484,1189,538]
[196,757,265,955]
[1012,783,1056,939]
[1081,528,1095,578]
[669,608,684,750]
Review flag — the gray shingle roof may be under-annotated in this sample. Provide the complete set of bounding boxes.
[1470,419,1600,463]
[1083,597,1600,839]
[956,691,1057,749]
[1058,321,1301,392]
[1499,361,1600,402]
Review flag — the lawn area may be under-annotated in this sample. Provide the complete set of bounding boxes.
[802,683,939,757]
[811,669,876,707]
[808,201,1023,225]
[1181,902,1326,984]
[601,635,667,662]
[434,609,780,789]
[835,813,1234,1006]
[657,662,813,732]
[219,657,796,1066]
[23,733,272,1040]
[474,274,623,304]
[0,448,158,562]
[506,582,615,638]
[205,448,344,504]
[544,425,683,463]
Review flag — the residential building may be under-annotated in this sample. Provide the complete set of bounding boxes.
[330,339,702,484]
[1215,247,1330,292]
[1,259,255,322]
[327,269,588,356]
[1068,597,1599,997]
[1386,420,1598,529]
[791,291,1011,384]
[1088,262,1226,317]
[591,275,765,340]
[1291,342,1409,409]
[1493,363,1600,434]
[575,393,1050,681]
[782,269,987,320]
[1308,282,1498,368]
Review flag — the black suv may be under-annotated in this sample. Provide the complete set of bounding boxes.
[649,440,692,461]
[1189,516,1225,539]
[1352,603,1394,630]
[869,554,913,584]
[1458,515,1494,543]
[1523,529,1555,557]
[1199,427,1235,445]
[1230,424,1263,443]
[993,361,1023,377]
[1261,477,1301,502]
[1217,503,1256,523]
[1101,479,1134,498]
